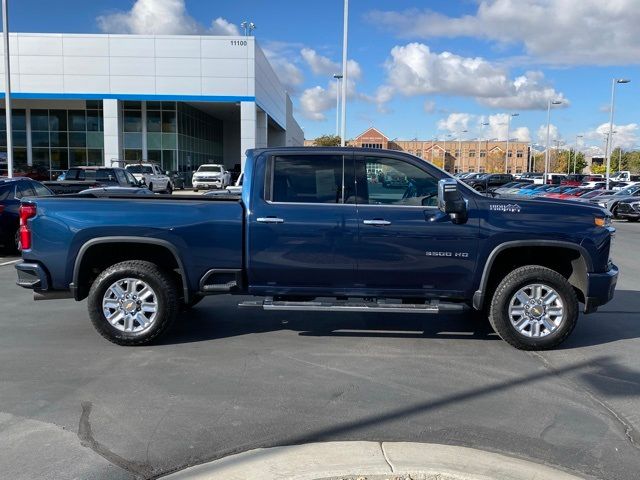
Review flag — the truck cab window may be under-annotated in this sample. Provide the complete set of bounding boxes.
[271,155,345,204]
[359,156,439,207]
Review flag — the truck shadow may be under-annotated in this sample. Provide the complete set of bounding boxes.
[162,290,639,349]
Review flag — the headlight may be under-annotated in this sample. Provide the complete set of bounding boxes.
[594,215,612,227]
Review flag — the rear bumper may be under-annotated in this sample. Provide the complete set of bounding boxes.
[16,261,49,290]
[15,261,73,300]
[584,263,618,314]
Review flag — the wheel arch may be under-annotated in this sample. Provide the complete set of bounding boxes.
[71,237,190,302]
[473,240,592,311]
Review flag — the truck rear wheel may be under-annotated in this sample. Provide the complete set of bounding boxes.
[488,265,578,350]
[87,260,178,346]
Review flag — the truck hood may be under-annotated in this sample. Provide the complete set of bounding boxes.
[488,194,609,217]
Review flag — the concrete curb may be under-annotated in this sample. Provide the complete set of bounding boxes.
[164,441,584,480]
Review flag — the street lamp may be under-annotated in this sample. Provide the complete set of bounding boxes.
[339,0,349,147]
[457,129,467,173]
[505,113,519,173]
[2,0,13,178]
[477,122,489,172]
[573,135,583,174]
[606,78,630,189]
[333,74,343,137]
[445,133,453,171]
[544,100,563,178]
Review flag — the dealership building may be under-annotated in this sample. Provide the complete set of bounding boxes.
[0,33,303,179]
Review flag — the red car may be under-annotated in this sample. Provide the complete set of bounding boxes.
[556,188,591,199]
[542,186,578,198]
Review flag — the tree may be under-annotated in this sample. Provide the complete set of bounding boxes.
[591,164,607,175]
[550,149,587,174]
[313,134,341,147]
[485,151,503,173]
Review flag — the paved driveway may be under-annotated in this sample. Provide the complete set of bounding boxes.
[0,223,638,479]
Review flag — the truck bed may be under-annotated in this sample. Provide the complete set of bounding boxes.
[21,194,244,293]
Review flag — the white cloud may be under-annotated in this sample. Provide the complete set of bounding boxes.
[378,43,566,110]
[423,100,436,113]
[262,47,305,93]
[536,123,560,144]
[98,0,238,36]
[368,1,640,65]
[300,48,362,80]
[209,17,240,36]
[436,112,530,142]
[583,123,639,150]
[298,51,364,121]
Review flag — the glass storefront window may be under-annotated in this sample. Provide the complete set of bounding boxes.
[124,110,142,132]
[50,131,68,148]
[69,132,87,148]
[32,131,49,148]
[49,110,67,131]
[162,111,176,133]
[31,110,49,131]
[124,132,142,149]
[87,149,103,166]
[86,110,102,131]
[123,101,141,110]
[69,110,86,131]
[124,149,143,161]
[50,149,69,170]
[147,110,161,132]
[69,148,87,167]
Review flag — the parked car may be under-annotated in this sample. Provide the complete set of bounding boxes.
[615,198,640,222]
[192,164,232,191]
[544,173,566,185]
[15,147,617,351]
[560,174,589,186]
[167,171,186,190]
[125,163,173,193]
[44,167,143,195]
[493,182,530,196]
[540,186,578,199]
[463,173,514,192]
[519,172,544,184]
[589,184,640,216]
[556,188,592,200]
[0,178,53,252]
[574,190,613,202]
[516,184,557,196]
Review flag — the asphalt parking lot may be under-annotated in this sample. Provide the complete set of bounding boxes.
[0,223,639,480]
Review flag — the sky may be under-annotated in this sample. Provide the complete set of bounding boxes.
[9,0,640,153]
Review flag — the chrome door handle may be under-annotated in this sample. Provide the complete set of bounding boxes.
[363,219,391,226]
[257,217,285,224]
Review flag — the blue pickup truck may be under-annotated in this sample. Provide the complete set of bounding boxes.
[15,147,618,350]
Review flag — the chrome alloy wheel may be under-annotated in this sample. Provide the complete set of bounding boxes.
[102,278,158,333]
[508,283,565,338]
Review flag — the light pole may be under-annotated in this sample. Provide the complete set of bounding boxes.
[606,78,630,189]
[457,129,467,173]
[430,137,435,164]
[333,74,343,137]
[573,135,583,174]
[477,122,488,172]
[2,0,12,177]
[445,133,452,171]
[505,113,519,173]
[544,100,563,178]
[339,0,349,147]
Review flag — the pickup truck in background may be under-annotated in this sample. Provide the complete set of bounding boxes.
[43,166,143,195]
[15,147,618,350]
[125,163,173,194]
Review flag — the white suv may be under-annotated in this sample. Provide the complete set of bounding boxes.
[125,163,172,193]
[192,164,231,191]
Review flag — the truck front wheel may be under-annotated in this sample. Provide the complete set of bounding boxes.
[488,265,578,350]
[87,260,178,346]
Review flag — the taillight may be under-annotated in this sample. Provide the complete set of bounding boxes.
[19,204,37,250]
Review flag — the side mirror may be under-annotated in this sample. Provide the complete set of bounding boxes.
[438,178,468,224]
[138,179,146,187]
[165,171,170,176]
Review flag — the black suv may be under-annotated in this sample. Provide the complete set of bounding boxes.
[463,173,514,191]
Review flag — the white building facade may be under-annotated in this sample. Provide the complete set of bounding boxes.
[0,33,304,179]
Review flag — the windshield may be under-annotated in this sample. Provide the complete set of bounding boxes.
[616,185,640,196]
[197,166,222,172]
[126,165,153,174]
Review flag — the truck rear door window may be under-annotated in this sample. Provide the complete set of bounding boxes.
[271,155,344,204]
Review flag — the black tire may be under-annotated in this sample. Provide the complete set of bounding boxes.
[181,294,204,311]
[148,182,154,192]
[165,183,173,195]
[87,260,179,346]
[488,265,578,350]
[611,204,619,218]
[628,218,640,222]
[193,188,198,192]
[474,184,485,192]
